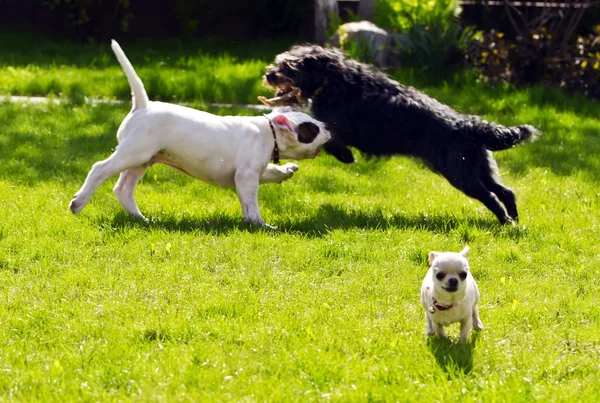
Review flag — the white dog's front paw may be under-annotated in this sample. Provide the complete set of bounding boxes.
[280,163,299,181]
[244,216,278,230]
[244,216,265,226]
[473,319,484,331]
[282,162,299,173]
[131,213,150,223]
[68,196,84,214]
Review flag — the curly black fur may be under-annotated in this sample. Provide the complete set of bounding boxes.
[264,45,540,224]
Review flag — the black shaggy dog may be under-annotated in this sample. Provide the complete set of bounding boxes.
[259,45,539,224]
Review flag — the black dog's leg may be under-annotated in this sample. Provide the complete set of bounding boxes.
[479,154,519,221]
[462,180,512,224]
[481,175,518,222]
[323,138,355,163]
[441,149,512,224]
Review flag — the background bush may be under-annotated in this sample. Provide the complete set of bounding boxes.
[466,26,600,100]
[373,0,474,75]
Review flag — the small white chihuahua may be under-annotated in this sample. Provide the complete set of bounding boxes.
[420,246,483,343]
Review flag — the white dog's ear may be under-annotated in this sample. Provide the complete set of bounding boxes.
[272,115,293,132]
[459,246,470,259]
[428,251,439,265]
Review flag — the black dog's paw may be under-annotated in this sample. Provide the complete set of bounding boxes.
[324,141,355,163]
[336,148,355,163]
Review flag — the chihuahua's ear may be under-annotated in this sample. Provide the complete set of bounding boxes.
[459,246,470,259]
[428,251,439,265]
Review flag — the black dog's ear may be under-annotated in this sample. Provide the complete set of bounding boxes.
[297,122,320,144]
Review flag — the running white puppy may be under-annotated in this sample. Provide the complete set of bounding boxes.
[69,41,330,227]
[420,246,483,344]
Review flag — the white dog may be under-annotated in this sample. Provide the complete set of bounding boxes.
[68,40,330,227]
[420,246,483,344]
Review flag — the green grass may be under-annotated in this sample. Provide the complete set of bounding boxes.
[0,30,292,104]
[2,33,600,400]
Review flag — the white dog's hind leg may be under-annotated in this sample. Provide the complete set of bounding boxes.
[113,164,149,220]
[235,169,268,227]
[259,163,299,184]
[69,142,155,214]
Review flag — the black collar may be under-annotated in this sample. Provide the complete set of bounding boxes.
[264,116,280,164]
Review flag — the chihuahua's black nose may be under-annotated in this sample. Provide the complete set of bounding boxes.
[266,72,277,82]
[448,277,458,287]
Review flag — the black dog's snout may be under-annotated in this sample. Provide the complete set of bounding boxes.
[266,72,278,83]
[448,278,458,287]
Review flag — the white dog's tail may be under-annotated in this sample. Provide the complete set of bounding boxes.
[111,40,149,110]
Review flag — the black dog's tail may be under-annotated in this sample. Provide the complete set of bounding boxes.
[460,119,540,151]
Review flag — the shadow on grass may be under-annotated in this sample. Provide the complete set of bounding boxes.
[427,331,482,376]
[93,203,527,239]
[0,103,122,184]
[95,211,265,236]
[0,29,294,68]
[282,204,530,240]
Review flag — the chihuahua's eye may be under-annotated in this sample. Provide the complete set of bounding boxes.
[459,271,468,280]
[435,272,445,280]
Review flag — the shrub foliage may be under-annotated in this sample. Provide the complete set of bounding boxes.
[467,27,600,100]
[373,0,474,74]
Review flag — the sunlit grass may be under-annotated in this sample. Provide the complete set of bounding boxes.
[1,29,600,400]
[0,31,291,104]
[1,68,600,400]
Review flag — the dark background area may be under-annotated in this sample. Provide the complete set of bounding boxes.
[460,1,600,38]
[1,0,597,42]
[0,0,315,41]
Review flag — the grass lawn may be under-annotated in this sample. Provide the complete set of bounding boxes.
[0,30,291,105]
[1,33,600,401]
